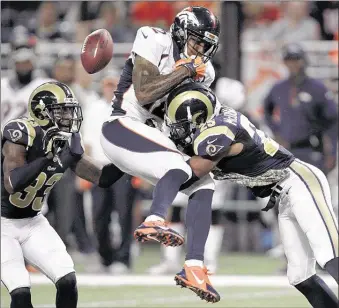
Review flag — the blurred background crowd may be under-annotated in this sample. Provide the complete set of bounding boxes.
[1,1,338,276]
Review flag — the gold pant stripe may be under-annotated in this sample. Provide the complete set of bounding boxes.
[290,161,338,258]
[296,160,339,233]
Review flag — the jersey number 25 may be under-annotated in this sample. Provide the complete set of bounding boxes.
[240,115,279,157]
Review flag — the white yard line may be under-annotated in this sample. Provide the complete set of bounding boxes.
[27,273,337,288]
[35,289,297,308]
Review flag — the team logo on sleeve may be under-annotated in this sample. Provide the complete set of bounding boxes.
[206,139,224,156]
[8,129,23,142]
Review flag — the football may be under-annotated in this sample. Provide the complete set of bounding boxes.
[81,29,113,74]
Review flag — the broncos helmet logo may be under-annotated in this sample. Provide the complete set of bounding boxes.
[177,10,200,28]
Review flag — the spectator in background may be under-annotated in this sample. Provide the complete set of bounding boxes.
[130,1,174,28]
[264,43,338,175]
[1,2,41,42]
[267,2,320,45]
[82,73,137,274]
[29,2,73,42]
[93,2,136,43]
[241,2,281,43]
[73,59,100,112]
[52,54,76,86]
[130,1,219,29]
[1,26,50,125]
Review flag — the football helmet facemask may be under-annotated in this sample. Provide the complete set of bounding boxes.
[171,6,220,63]
[165,82,217,149]
[28,81,83,133]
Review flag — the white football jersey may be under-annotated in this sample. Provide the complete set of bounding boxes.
[1,76,53,127]
[113,26,216,124]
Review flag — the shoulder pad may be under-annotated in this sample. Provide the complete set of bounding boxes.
[137,26,169,44]
[132,26,170,66]
[193,119,235,157]
[2,118,37,148]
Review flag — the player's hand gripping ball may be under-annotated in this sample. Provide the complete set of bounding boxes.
[81,29,113,74]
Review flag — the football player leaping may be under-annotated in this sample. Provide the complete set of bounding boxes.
[165,83,339,308]
[100,6,221,302]
[1,81,122,308]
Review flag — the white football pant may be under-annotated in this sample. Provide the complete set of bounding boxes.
[278,159,338,285]
[1,214,75,293]
[100,115,215,196]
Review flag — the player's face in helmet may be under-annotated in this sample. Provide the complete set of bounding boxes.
[28,81,83,133]
[171,6,220,63]
[186,36,206,58]
[51,104,80,133]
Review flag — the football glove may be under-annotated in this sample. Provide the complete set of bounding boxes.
[42,126,68,157]
[174,56,206,79]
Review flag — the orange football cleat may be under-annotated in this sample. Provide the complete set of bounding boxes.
[174,265,220,303]
[134,220,184,247]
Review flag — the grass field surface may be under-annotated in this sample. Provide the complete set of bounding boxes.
[1,248,337,307]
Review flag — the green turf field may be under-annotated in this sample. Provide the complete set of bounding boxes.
[1,285,317,307]
[1,248,337,307]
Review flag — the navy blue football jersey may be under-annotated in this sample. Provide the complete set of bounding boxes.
[193,107,295,188]
[1,117,68,218]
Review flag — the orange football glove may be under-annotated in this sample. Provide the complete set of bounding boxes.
[174,56,206,79]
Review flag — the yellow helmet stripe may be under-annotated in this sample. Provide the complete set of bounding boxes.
[168,90,214,122]
[28,82,74,127]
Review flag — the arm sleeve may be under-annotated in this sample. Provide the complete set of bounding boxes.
[2,119,36,149]
[9,157,51,193]
[193,125,235,159]
[131,26,166,67]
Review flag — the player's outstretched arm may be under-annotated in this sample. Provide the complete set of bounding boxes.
[132,55,194,105]
[70,154,124,188]
[188,156,218,178]
[2,141,53,194]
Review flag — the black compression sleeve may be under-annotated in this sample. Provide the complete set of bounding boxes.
[98,164,124,188]
[9,156,52,193]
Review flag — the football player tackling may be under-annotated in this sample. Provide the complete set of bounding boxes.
[165,83,339,308]
[1,81,122,308]
[100,6,221,302]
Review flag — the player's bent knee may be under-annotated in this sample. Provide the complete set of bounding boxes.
[56,272,77,292]
[10,287,33,308]
[287,265,316,286]
[49,251,75,283]
[55,272,78,308]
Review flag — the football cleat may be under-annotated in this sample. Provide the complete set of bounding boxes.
[174,265,220,303]
[134,221,184,247]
